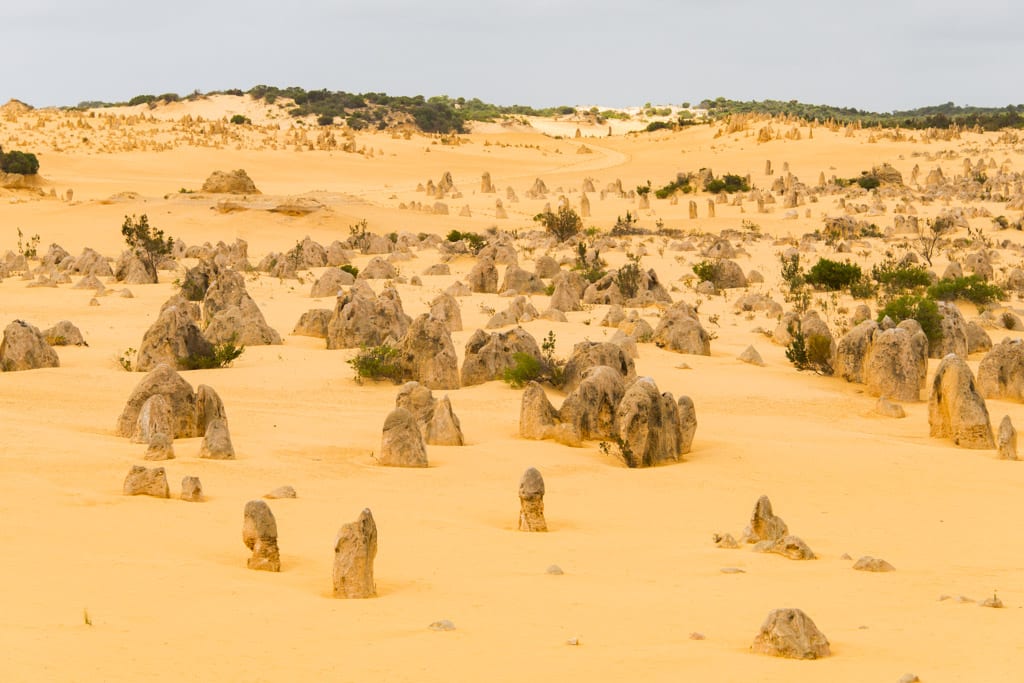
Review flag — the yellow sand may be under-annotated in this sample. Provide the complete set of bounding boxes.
[2,96,1023,682]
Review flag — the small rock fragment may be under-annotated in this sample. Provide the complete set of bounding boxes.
[242,500,280,572]
[997,415,1017,460]
[180,476,203,502]
[264,485,297,499]
[144,432,175,461]
[853,556,895,572]
[546,564,564,575]
[737,345,765,366]
[874,397,906,419]
[980,593,1004,608]
[713,533,739,549]
[745,495,788,543]
[123,465,170,498]
[754,535,816,560]
[429,620,456,631]
[751,608,831,659]
[199,418,235,459]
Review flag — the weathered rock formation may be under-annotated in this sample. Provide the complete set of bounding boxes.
[326,286,411,349]
[745,495,788,543]
[202,169,259,194]
[180,476,203,502]
[333,508,377,598]
[135,303,213,372]
[395,382,464,446]
[394,314,460,390]
[997,415,1017,460]
[0,320,59,372]
[751,609,831,659]
[123,465,170,498]
[131,394,174,445]
[560,341,635,394]
[977,338,1024,401]
[652,302,711,355]
[928,354,994,449]
[242,500,280,571]
[461,327,542,386]
[379,407,428,467]
[199,418,235,459]
[518,467,547,531]
[116,364,198,439]
[613,377,687,467]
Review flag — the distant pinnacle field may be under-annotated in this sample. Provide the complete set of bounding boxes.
[2,94,1024,682]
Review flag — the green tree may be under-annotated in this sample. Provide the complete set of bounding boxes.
[0,149,40,175]
[122,214,174,282]
[534,206,582,242]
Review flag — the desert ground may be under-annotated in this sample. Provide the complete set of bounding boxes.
[2,94,1024,682]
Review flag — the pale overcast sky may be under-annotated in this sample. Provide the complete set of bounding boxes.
[2,1,1020,111]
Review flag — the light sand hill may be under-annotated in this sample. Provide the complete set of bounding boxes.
[2,96,1024,682]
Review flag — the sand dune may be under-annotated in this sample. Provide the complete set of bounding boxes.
[2,95,1024,682]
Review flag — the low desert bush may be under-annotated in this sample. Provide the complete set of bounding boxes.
[804,258,863,291]
[534,206,582,242]
[348,343,403,383]
[926,275,1004,306]
[785,323,833,375]
[502,352,544,388]
[180,340,245,370]
[877,295,943,347]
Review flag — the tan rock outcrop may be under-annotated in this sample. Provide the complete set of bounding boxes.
[242,500,280,571]
[333,508,377,598]
[928,354,994,449]
[518,467,547,531]
[751,609,831,659]
[379,408,427,467]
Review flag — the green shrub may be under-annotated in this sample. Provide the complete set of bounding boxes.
[849,276,876,299]
[610,211,644,235]
[616,253,643,298]
[446,229,486,253]
[348,344,403,383]
[121,214,173,276]
[573,242,606,283]
[340,264,359,278]
[856,174,881,190]
[502,352,544,388]
[704,173,749,194]
[877,295,943,347]
[16,228,39,259]
[534,206,582,241]
[871,259,933,293]
[786,323,833,375]
[654,174,693,199]
[127,94,156,107]
[927,275,1004,305]
[645,121,672,132]
[693,260,717,284]
[118,347,136,371]
[598,435,637,467]
[0,150,40,175]
[229,114,251,125]
[180,340,245,370]
[805,258,862,291]
[317,114,335,126]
